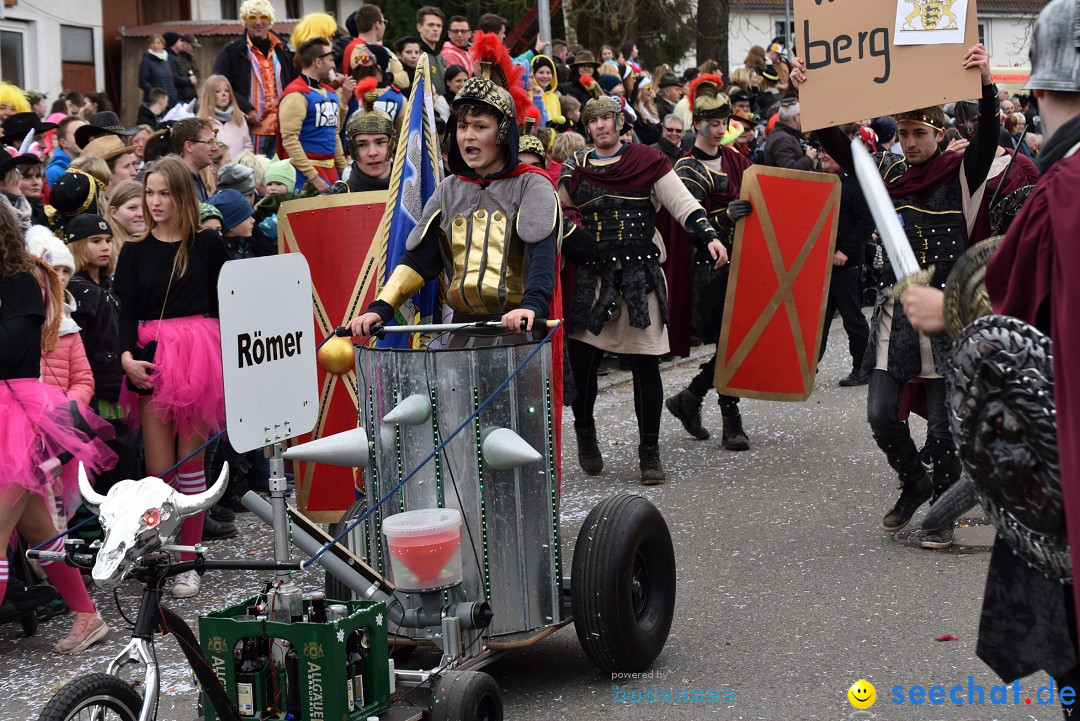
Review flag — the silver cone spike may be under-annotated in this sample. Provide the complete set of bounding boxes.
[382,393,432,425]
[482,427,543,470]
[283,427,370,468]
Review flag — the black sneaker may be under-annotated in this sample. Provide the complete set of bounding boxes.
[575,426,604,475]
[918,527,954,549]
[893,527,954,550]
[881,474,932,531]
[665,390,710,440]
[838,369,869,386]
[202,515,239,541]
[638,444,666,485]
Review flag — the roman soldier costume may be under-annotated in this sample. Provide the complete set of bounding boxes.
[362,32,560,344]
[559,81,722,484]
[818,74,999,546]
[664,75,755,450]
[345,77,394,193]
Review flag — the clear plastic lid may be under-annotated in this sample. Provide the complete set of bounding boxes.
[381,508,462,538]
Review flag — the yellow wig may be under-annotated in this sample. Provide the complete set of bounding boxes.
[0,82,30,114]
[291,12,338,47]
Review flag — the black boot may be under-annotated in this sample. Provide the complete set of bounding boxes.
[208,504,235,523]
[638,444,666,485]
[665,389,710,440]
[879,437,932,531]
[719,398,750,451]
[839,368,869,386]
[575,425,603,475]
[928,437,962,503]
[202,514,239,540]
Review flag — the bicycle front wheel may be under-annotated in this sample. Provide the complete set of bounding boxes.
[38,673,143,721]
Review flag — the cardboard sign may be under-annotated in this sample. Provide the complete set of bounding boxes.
[218,254,318,453]
[278,191,387,522]
[715,166,840,402]
[794,0,980,130]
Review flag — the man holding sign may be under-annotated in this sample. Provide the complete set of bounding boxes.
[791,42,997,549]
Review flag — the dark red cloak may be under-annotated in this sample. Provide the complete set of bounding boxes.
[986,148,1080,636]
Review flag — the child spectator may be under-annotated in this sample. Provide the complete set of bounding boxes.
[65,213,138,491]
[233,151,269,196]
[216,163,256,206]
[199,203,224,233]
[207,188,256,259]
[264,157,295,195]
[105,180,145,249]
[25,226,94,405]
[251,158,318,252]
[197,75,252,163]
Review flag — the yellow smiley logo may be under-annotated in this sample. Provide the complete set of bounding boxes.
[848,679,877,709]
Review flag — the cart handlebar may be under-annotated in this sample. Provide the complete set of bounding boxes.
[334,318,560,338]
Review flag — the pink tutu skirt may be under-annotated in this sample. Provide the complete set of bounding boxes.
[120,315,226,440]
[0,379,118,515]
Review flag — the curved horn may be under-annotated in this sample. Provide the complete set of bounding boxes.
[78,462,107,512]
[172,463,230,518]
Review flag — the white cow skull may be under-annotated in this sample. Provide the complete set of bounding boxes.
[78,463,230,589]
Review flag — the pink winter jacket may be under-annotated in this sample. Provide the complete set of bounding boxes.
[213,117,253,163]
[41,332,95,405]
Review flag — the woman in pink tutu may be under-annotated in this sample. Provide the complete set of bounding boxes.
[114,156,230,599]
[0,205,115,654]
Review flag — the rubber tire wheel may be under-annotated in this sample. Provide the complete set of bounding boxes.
[571,493,676,672]
[430,670,503,721]
[20,610,37,636]
[38,672,143,721]
[325,495,369,602]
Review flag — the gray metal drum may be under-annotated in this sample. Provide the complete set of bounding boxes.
[352,338,564,641]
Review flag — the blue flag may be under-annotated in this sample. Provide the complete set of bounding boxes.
[374,54,443,348]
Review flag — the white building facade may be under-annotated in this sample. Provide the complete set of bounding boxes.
[0,0,105,97]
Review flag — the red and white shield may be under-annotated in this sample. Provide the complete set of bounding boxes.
[278,191,387,522]
[715,166,841,401]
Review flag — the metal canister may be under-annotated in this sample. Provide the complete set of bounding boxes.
[327,603,349,622]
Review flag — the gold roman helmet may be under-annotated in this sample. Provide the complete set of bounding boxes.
[519,133,547,158]
[518,110,546,158]
[582,80,622,124]
[346,77,394,142]
[689,74,730,121]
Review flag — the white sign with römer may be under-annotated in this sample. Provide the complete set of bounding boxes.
[218,253,319,452]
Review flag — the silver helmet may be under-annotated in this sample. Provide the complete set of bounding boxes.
[1025,0,1080,92]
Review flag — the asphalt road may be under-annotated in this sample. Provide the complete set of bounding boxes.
[0,315,1060,721]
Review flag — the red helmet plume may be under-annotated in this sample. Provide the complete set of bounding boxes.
[688,74,723,109]
[354,76,378,102]
[469,31,531,125]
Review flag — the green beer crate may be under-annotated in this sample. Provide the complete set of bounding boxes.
[199,597,391,721]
